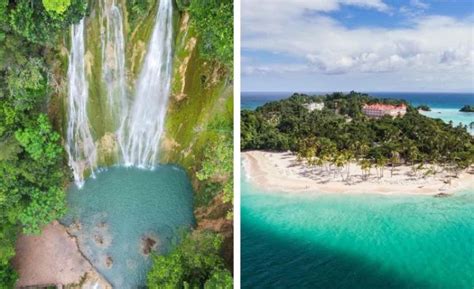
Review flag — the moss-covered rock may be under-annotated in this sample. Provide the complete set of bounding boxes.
[160,10,233,214]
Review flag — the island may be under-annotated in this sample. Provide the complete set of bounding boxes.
[460,105,474,112]
[242,92,474,195]
[416,104,431,111]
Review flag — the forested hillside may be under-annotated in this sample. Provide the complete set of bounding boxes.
[242,92,474,174]
[0,1,87,286]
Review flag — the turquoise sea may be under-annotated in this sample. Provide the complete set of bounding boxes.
[62,166,194,289]
[241,92,474,289]
[242,178,474,289]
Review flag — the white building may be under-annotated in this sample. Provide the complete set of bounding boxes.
[362,103,407,118]
[305,102,324,112]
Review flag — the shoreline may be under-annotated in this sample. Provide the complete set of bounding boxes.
[242,150,474,196]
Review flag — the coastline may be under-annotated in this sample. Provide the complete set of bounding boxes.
[242,150,474,196]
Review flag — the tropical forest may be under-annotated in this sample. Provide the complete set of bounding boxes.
[0,0,233,288]
[242,92,474,177]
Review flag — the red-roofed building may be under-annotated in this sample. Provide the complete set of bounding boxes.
[362,103,407,118]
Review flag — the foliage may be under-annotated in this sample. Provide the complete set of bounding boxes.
[460,105,474,112]
[42,0,72,15]
[7,58,48,112]
[9,0,86,44]
[189,0,233,69]
[126,0,152,30]
[0,1,70,282]
[15,114,63,165]
[416,104,430,111]
[18,187,66,234]
[176,0,191,11]
[196,115,233,207]
[204,268,233,289]
[147,231,232,289]
[0,0,7,26]
[242,92,474,173]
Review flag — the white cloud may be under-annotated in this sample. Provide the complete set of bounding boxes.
[242,1,474,81]
[410,0,429,9]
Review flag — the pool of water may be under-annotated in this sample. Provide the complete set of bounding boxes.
[242,178,474,289]
[62,166,194,288]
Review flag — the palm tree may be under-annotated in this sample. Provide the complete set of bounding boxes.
[344,150,355,180]
[334,151,347,180]
[360,159,372,180]
[390,150,400,177]
[375,156,388,178]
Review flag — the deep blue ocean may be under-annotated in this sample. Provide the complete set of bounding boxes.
[241,91,474,110]
[241,92,474,289]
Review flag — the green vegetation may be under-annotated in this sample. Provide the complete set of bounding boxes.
[416,104,431,111]
[9,0,86,44]
[0,1,86,285]
[176,0,191,11]
[242,92,474,177]
[156,2,234,286]
[164,8,233,210]
[42,0,72,15]
[460,105,474,112]
[126,0,153,31]
[147,231,232,289]
[196,114,233,209]
[188,0,233,69]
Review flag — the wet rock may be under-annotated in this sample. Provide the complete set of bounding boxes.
[434,192,451,198]
[140,236,158,256]
[94,234,104,245]
[105,256,113,268]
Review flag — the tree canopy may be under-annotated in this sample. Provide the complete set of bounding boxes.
[242,92,474,174]
[0,0,86,285]
[189,0,233,69]
[42,0,72,15]
[460,105,474,112]
[147,231,233,289]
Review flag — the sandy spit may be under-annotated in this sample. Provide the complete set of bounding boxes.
[242,151,474,196]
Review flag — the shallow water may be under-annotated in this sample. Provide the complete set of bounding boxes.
[62,166,194,288]
[420,108,473,134]
[242,178,474,289]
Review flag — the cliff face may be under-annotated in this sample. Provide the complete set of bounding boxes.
[160,10,232,192]
[49,1,232,217]
[160,9,233,267]
[47,0,233,270]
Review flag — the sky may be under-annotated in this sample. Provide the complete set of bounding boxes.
[241,0,474,92]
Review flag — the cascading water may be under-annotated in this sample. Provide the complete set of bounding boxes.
[118,0,174,167]
[66,19,98,187]
[66,0,174,186]
[100,0,128,126]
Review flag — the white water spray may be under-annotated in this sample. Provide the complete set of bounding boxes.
[66,19,97,187]
[118,0,174,167]
[100,0,128,125]
[66,0,174,185]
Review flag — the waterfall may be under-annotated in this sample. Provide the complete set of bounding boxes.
[66,19,97,187]
[100,0,128,127]
[118,0,174,167]
[66,0,174,186]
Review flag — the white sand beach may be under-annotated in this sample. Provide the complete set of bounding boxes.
[242,150,474,195]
